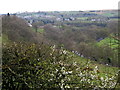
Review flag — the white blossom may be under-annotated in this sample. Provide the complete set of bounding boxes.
[100,77,104,81]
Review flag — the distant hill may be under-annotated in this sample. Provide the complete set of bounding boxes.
[2,15,40,43]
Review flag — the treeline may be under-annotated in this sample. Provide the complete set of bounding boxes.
[42,21,118,66]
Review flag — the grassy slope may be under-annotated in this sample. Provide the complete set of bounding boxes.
[2,34,10,43]
[67,52,119,77]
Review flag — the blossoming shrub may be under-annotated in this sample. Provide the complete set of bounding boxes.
[2,42,120,89]
[2,42,72,89]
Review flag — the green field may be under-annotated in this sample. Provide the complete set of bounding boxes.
[2,34,10,43]
[32,28,44,33]
[77,17,89,20]
[97,37,119,49]
[101,13,117,17]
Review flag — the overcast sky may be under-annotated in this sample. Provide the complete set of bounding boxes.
[0,0,119,14]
